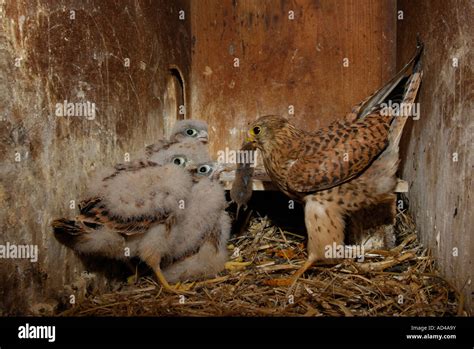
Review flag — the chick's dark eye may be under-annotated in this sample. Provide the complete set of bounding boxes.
[198,165,212,174]
[172,157,186,166]
[253,126,261,135]
[186,129,198,136]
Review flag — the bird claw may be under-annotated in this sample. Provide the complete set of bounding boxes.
[153,268,194,295]
[225,261,252,271]
[126,274,139,285]
[161,282,195,295]
[173,281,196,292]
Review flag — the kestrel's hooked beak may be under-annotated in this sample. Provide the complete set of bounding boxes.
[215,162,234,177]
[186,163,198,172]
[197,130,209,143]
[205,162,229,181]
[245,131,256,143]
[187,164,200,182]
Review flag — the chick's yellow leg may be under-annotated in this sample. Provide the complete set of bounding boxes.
[153,266,194,295]
[154,267,175,292]
[142,250,192,294]
[225,261,252,271]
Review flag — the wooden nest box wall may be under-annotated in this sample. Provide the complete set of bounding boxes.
[190,0,472,312]
[0,0,471,314]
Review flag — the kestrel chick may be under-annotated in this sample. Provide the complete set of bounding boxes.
[170,119,209,143]
[114,119,209,172]
[245,43,423,284]
[108,138,211,181]
[189,161,229,182]
[52,161,193,293]
[144,119,209,158]
[162,162,231,283]
[53,138,222,290]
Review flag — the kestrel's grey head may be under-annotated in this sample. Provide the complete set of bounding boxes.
[171,120,209,143]
[149,141,212,168]
[168,154,192,168]
[245,115,291,149]
[190,162,227,182]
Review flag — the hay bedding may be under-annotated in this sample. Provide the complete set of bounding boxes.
[59,210,461,317]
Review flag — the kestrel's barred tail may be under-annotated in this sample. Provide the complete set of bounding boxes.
[52,218,85,236]
[333,61,424,213]
[52,218,90,250]
[351,40,424,121]
[388,52,423,150]
[350,45,423,206]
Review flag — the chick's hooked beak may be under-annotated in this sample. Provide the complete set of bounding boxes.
[197,130,209,143]
[187,163,197,172]
[212,163,234,181]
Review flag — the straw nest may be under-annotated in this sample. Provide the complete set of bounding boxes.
[59,209,463,316]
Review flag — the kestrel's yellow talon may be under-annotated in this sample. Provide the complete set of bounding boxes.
[172,281,193,291]
[163,283,194,295]
[127,274,138,285]
[225,261,252,271]
[174,281,195,292]
[154,267,193,295]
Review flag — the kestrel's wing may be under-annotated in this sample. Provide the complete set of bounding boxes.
[111,139,171,173]
[52,196,160,242]
[286,116,390,193]
[77,196,167,236]
[105,159,158,181]
[291,43,424,194]
[144,139,173,157]
[83,163,193,236]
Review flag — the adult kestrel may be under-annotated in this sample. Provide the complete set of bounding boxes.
[245,43,423,285]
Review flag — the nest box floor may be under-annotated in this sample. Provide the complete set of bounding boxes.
[56,209,463,317]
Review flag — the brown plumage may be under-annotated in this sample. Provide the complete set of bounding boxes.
[249,113,392,200]
[246,43,423,284]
